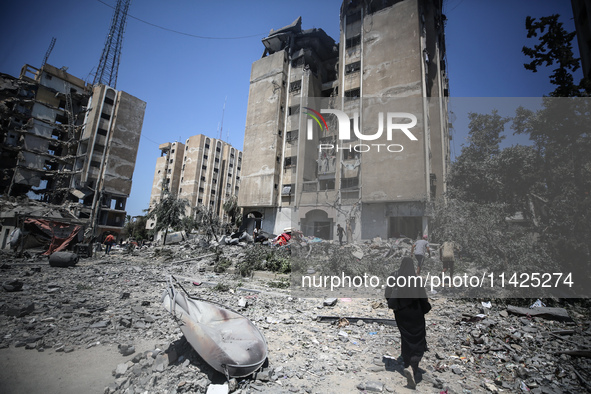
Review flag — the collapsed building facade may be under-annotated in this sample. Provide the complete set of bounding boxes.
[146,135,242,230]
[0,63,146,250]
[238,0,450,241]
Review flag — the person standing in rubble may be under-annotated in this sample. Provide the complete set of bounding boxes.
[336,224,345,246]
[103,233,115,255]
[439,240,458,279]
[385,256,431,389]
[411,235,430,275]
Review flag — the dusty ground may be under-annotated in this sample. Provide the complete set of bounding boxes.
[1,242,590,393]
[0,338,160,394]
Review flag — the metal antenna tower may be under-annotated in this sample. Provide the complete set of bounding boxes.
[218,96,227,140]
[93,0,131,88]
[42,37,56,67]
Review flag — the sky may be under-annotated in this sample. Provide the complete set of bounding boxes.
[0,0,581,217]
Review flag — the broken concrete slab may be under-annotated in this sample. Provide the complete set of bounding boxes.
[506,305,573,322]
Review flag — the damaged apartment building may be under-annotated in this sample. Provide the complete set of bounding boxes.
[0,63,146,250]
[238,0,450,241]
[146,135,241,231]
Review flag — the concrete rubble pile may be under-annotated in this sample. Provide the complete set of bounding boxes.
[0,235,590,393]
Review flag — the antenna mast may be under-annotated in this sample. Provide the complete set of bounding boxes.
[93,0,131,88]
[218,96,227,140]
[42,37,56,67]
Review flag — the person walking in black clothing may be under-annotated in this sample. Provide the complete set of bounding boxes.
[385,257,431,389]
[336,224,345,245]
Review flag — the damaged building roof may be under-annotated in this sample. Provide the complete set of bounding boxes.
[262,16,338,60]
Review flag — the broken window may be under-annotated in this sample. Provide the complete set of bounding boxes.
[345,61,361,74]
[281,184,292,196]
[288,105,300,116]
[284,156,297,168]
[346,35,361,49]
[201,176,206,181]
[292,57,305,68]
[346,11,361,23]
[345,88,360,101]
[319,179,335,190]
[286,130,298,142]
[199,187,204,192]
[341,176,359,189]
[202,165,207,170]
[343,149,360,160]
[289,80,302,93]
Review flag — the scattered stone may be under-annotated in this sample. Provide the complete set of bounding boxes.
[90,320,110,329]
[114,363,128,378]
[206,383,229,394]
[0,238,588,394]
[2,279,23,292]
[118,344,135,356]
[5,302,34,317]
[323,298,337,307]
[357,381,384,392]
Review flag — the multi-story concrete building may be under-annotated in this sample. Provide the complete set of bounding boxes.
[146,135,242,230]
[0,63,146,247]
[238,0,449,241]
[572,0,591,79]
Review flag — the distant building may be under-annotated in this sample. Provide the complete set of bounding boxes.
[0,63,146,248]
[146,135,242,230]
[238,0,450,241]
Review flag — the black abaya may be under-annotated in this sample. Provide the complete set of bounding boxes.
[385,257,431,370]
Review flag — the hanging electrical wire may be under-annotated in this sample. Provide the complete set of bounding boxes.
[96,0,266,40]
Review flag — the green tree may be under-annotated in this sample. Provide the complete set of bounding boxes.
[516,14,591,292]
[122,215,149,241]
[194,203,221,242]
[522,14,590,97]
[146,192,189,245]
[448,111,507,204]
[222,195,241,226]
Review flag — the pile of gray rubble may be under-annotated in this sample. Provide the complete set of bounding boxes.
[0,236,590,393]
